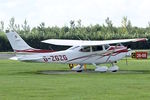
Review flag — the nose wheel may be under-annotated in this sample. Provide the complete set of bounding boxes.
[108,63,119,72]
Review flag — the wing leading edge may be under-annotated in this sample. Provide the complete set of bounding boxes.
[42,38,147,46]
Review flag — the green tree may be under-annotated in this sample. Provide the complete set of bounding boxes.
[105,17,113,29]
[37,22,46,36]
[22,19,30,34]
[8,17,15,31]
[0,21,4,32]
[70,20,75,29]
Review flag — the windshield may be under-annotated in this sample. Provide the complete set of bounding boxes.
[104,44,110,50]
[92,46,103,51]
[68,46,80,50]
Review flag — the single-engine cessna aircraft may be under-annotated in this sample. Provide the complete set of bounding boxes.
[6,31,147,72]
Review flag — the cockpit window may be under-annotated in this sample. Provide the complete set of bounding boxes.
[69,46,80,50]
[80,46,90,52]
[104,44,110,50]
[92,46,103,51]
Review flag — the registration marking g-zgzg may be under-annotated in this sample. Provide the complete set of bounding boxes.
[43,55,68,62]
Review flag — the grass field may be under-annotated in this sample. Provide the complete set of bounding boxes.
[0,59,150,100]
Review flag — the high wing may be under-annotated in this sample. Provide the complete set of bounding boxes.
[42,38,147,46]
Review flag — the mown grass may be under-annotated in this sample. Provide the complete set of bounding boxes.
[0,59,150,100]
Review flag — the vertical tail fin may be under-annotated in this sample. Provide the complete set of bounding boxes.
[6,31,55,54]
[6,31,33,51]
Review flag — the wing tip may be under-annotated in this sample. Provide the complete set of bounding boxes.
[135,38,148,42]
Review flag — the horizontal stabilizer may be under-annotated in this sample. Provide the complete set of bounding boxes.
[9,55,42,61]
[18,57,42,61]
[9,56,18,60]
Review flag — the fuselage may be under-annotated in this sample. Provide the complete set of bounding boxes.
[16,45,128,64]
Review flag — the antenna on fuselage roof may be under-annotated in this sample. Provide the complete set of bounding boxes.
[75,35,82,40]
[87,37,91,41]
[85,35,91,41]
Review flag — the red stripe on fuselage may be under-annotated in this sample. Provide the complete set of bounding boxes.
[15,49,55,53]
[108,46,125,50]
[67,46,128,62]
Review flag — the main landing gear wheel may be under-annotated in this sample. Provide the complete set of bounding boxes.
[93,63,108,72]
[108,63,119,72]
[95,66,108,72]
[71,64,84,72]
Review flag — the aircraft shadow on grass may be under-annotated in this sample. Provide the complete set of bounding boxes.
[11,69,150,75]
[35,69,150,75]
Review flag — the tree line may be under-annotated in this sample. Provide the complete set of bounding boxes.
[0,17,150,52]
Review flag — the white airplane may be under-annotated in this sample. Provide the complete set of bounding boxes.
[6,31,147,72]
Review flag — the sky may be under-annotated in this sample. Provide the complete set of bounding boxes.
[0,0,150,28]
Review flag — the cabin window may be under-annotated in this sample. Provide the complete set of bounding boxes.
[80,46,91,52]
[92,46,103,51]
[104,44,110,50]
